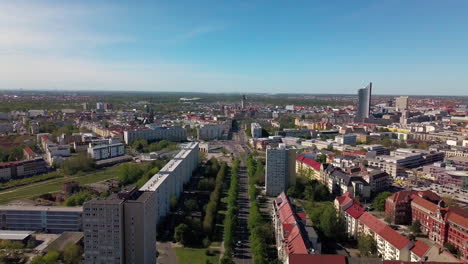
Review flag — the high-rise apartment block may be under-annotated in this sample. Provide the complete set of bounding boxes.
[266,144,296,196]
[251,122,262,138]
[396,96,409,111]
[356,82,372,122]
[83,187,156,264]
[140,142,199,223]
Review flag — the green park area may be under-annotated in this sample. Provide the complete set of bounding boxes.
[0,165,121,204]
[174,247,220,264]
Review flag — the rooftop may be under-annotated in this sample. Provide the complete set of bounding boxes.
[0,205,83,212]
[0,230,34,241]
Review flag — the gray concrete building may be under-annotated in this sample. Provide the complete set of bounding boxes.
[356,82,372,122]
[0,205,82,233]
[251,122,262,138]
[123,126,186,144]
[83,187,156,264]
[266,144,296,196]
[140,142,199,224]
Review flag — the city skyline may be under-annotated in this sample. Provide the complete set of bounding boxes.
[1,0,468,95]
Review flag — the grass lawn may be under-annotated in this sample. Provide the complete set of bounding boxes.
[0,164,124,204]
[174,247,220,264]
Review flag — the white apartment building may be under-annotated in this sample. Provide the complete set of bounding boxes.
[123,126,186,144]
[87,142,125,160]
[140,142,199,224]
[251,123,262,138]
[197,124,228,140]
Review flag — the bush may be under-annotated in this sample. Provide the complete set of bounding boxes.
[61,152,96,175]
[65,190,96,206]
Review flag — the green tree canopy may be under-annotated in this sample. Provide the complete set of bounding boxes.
[372,191,393,211]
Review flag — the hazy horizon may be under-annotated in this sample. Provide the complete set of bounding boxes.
[1,1,467,95]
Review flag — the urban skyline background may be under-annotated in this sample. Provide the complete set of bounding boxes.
[1,0,468,95]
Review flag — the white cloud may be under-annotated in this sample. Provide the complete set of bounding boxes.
[0,1,238,91]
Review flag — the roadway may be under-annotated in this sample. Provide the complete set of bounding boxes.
[231,129,252,264]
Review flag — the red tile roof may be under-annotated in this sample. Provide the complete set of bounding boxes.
[446,207,468,229]
[296,155,321,171]
[285,225,308,255]
[359,212,411,250]
[336,192,355,207]
[359,212,387,234]
[23,147,35,156]
[410,240,430,258]
[411,195,438,212]
[379,226,411,250]
[288,254,346,264]
[345,203,365,219]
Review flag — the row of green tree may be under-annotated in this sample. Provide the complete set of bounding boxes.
[0,171,63,190]
[246,154,269,264]
[221,159,240,263]
[202,162,227,236]
[131,139,179,153]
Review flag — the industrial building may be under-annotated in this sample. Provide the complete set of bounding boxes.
[0,205,82,233]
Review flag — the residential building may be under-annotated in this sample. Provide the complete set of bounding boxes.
[123,126,186,144]
[251,122,262,138]
[295,155,322,181]
[385,189,468,261]
[360,170,391,194]
[335,135,357,145]
[0,158,48,181]
[197,124,228,140]
[410,241,461,263]
[272,193,321,264]
[411,197,468,261]
[83,187,156,264]
[140,142,199,223]
[266,144,296,196]
[385,190,440,225]
[0,205,82,233]
[356,82,372,122]
[324,166,371,200]
[396,96,409,111]
[87,142,125,160]
[335,193,414,261]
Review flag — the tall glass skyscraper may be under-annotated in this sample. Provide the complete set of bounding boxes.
[356,82,372,122]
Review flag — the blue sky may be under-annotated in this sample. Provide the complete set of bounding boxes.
[1,0,467,95]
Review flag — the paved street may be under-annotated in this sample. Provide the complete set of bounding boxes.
[233,166,252,264]
[231,129,253,264]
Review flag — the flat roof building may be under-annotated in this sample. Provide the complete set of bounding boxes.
[0,205,82,233]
